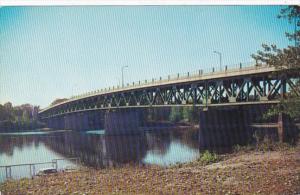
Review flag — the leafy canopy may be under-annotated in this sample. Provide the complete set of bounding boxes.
[252,6,300,119]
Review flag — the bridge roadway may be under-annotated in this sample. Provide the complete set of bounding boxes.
[39,64,299,119]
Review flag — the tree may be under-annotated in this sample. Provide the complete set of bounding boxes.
[22,110,30,122]
[0,104,11,121]
[252,6,300,119]
[169,107,183,122]
[0,103,46,132]
[252,6,300,69]
[0,102,14,121]
[4,102,13,111]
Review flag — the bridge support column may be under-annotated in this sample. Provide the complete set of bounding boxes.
[45,118,52,129]
[278,113,299,143]
[82,113,89,130]
[64,115,71,130]
[70,114,77,130]
[63,111,105,131]
[59,117,64,129]
[50,118,57,129]
[86,111,103,130]
[104,109,141,135]
[47,117,64,130]
[73,113,89,130]
[199,106,252,148]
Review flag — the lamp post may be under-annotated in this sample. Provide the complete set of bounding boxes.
[213,51,222,71]
[121,65,128,87]
[116,77,121,87]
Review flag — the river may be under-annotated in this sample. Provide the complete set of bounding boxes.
[0,128,200,182]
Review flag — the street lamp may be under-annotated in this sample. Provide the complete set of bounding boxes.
[116,77,121,87]
[213,51,222,71]
[121,65,128,87]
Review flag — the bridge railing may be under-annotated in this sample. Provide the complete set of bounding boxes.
[69,61,259,99]
[41,61,265,112]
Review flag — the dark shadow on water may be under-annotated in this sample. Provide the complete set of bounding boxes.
[0,127,203,171]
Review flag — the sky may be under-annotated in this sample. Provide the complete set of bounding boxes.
[0,6,295,108]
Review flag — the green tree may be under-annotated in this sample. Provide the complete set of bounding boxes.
[252,6,300,119]
[4,102,13,111]
[0,103,14,121]
[169,107,183,122]
[22,110,30,122]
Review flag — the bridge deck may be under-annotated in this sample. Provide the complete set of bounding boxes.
[40,64,276,114]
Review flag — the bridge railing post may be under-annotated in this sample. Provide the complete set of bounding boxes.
[199,69,203,76]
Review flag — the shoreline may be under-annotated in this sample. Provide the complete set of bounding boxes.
[1,144,299,194]
[0,129,72,135]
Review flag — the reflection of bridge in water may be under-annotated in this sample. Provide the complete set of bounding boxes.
[0,129,201,181]
[44,132,147,167]
[42,129,199,167]
[39,64,300,146]
[0,129,200,170]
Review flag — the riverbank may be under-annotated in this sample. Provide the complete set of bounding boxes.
[0,120,46,133]
[0,129,71,136]
[1,144,299,194]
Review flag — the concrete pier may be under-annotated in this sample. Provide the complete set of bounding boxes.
[199,106,252,148]
[104,109,141,135]
[43,111,104,131]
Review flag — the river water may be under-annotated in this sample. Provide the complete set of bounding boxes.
[0,128,200,182]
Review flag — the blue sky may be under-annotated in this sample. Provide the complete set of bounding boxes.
[0,6,294,108]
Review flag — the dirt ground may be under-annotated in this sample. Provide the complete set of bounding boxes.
[1,147,300,195]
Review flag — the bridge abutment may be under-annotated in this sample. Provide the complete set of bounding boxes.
[104,109,141,135]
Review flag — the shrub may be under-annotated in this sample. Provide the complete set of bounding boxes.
[198,150,219,165]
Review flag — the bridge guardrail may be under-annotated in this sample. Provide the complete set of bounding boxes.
[70,61,258,99]
[40,61,269,112]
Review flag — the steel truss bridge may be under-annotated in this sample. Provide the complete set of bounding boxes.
[39,64,300,119]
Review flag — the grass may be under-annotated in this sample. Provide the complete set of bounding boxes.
[233,138,297,153]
